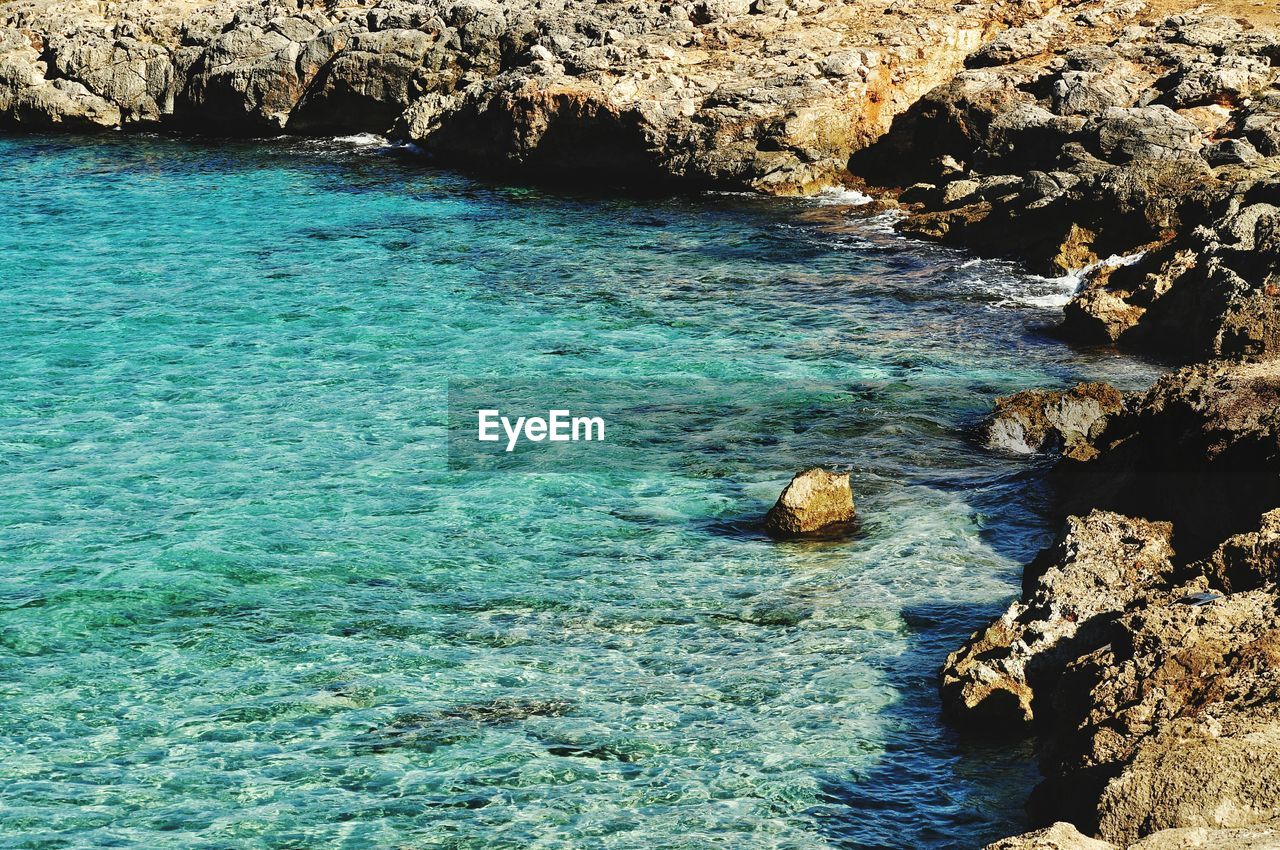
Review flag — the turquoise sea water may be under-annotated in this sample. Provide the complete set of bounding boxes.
[0,134,1160,849]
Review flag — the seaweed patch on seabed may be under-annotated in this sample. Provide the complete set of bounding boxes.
[359,699,577,753]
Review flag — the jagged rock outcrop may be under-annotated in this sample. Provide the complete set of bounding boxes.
[941,510,1176,728]
[857,10,1280,358]
[954,506,1280,845]
[1128,818,1280,849]
[0,0,1063,192]
[984,821,1117,850]
[953,354,1280,845]
[1198,509,1280,594]
[982,382,1124,459]
[989,818,1280,849]
[1058,359,1280,561]
[763,467,855,538]
[1063,178,1280,358]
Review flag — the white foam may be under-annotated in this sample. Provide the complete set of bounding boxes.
[1026,251,1148,309]
[813,186,874,206]
[333,133,388,147]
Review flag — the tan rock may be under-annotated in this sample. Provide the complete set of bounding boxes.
[941,510,1176,728]
[984,822,1116,850]
[0,0,1077,192]
[1057,358,1280,562]
[1198,509,1280,594]
[1097,721,1280,845]
[982,382,1124,459]
[763,467,855,539]
[1129,818,1280,849]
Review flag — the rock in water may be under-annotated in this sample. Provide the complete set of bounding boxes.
[982,382,1124,460]
[763,468,855,539]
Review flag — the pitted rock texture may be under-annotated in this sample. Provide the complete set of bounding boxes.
[984,821,1117,849]
[0,0,1065,192]
[763,467,856,538]
[1041,584,1280,842]
[956,505,1280,846]
[1058,358,1280,561]
[1064,177,1280,358]
[982,381,1125,459]
[989,818,1280,849]
[941,510,1176,728]
[857,10,1280,358]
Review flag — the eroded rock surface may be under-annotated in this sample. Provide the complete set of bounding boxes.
[991,819,1280,849]
[763,467,855,538]
[0,0,1063,192]
[953,505,1280,845]
[941,510,1176,728]
[982,382,1124,459]
[858,10,1280,358]
[1058,359,1280,561]
[985,822,1118,850]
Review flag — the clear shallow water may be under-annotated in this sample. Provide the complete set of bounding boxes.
[0,135,1161,850]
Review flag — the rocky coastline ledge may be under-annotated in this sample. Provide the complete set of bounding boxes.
[6,0,1280,847]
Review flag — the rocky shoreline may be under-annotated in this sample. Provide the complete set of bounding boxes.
[957,360,1280,848]
[5,0,1280,846]
[859,1,1280,844]
[859,7,1280,362]
[0,0,1044,193]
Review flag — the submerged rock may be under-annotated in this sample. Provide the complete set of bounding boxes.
[982,382,1124,459]
[763,467,855,539]
[742,595,815,626]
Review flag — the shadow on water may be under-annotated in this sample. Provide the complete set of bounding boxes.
[799,451,1057,847]
[809,600,1040,849]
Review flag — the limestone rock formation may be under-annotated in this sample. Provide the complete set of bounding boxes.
[1037,583,1280,841]
[984,822,1116,850]
[763,467,855,539]
[1066,187,1280,358]
[949,500,1280,843]
[958,354,1280,845]
[982,382,1124,459]
[990,819,1280,849]
[0,0,1059,193]
[948,503,1280,843]
[1128,819,1280,849]
[941,511,1176,728]
[858,10,1280,358]
[1058,359,1280,561]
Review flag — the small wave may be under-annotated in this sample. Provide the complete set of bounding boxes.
[813,187,874,206]
[1028,251,1147,309]
[978,251,1147,310]
[333,133,388,147]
